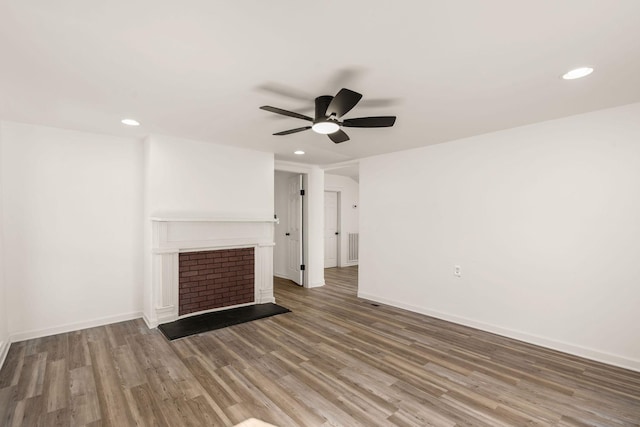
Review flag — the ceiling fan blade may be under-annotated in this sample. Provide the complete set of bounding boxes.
[315,95,333,120]
[342,116,396,128]
[260,106,313,122]
[273,126,311,136]
[327,88,362,118]
[328,129,350,144]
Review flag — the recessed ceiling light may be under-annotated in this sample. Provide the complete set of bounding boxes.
[562,67,594,80]
[121,118,140,126]
[312,121,340,134]
[294,150,305,155]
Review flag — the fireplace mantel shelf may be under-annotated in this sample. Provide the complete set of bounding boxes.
[151,217,278,223]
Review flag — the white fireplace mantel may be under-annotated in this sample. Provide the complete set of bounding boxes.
[150,216,279,223]
[146,217,277,328]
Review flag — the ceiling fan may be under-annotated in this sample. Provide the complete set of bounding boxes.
[260,88,396,143]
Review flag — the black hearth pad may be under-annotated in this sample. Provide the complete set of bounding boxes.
[158,303,291,340]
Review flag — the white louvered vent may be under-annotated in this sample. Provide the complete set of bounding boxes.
[348,233,359,262]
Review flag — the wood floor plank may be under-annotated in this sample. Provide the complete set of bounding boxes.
[7,398,25,427]
[241,366,327,426]
[0,344,25,389]
[15,352,46,401]
[0,387,17,426]
[88,338,134,426]
[122,384,169,427]
[186,394,230,426]
[69,365,101,426]
[42,359,68,413]
[181,356,239,409]
[276,373,361,427]
[68,331,91,371]
[113,345,146,389]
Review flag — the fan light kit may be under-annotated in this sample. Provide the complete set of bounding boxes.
[121,118,140,126]
[294,150,305,155]
[562,67,593,80]
[260,88,396,143]
[312,121,340,134]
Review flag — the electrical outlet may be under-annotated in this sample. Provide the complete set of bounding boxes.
[454,265,462,277]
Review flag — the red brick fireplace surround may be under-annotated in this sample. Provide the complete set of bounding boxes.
[179,248,255,315]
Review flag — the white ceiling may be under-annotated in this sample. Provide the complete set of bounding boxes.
[1,1,640,166]
[325,164,360,182]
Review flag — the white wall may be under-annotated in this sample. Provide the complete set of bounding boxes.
[0,123,8,366]
[143,135,274,323]
[145,135,274,218]
[359,103,640,371]
[325,173,359,266]
[1,121,144,340]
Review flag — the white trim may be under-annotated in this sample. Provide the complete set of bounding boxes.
[142,313,156,329]
[274,273,307,288]
[308,280,325,288]
[0,339,10,370]
[275,160,316,173]
[178,301,255,320]
[9,311,143,343]
[177,244,260,254]
[150,217,278,223]
[321,160,359,171]
[357,292,640,373]
[153,242,277,255]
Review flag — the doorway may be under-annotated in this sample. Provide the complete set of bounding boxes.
[274,171,305,286]
[274,162,327,289]
[324,191,339,268]
[323,166,360,290]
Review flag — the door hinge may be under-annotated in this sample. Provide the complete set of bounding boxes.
[300,189,305,196]
[300,264,306,271]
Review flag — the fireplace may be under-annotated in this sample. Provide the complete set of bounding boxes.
[145,217,276,328]
[178,247,255,316]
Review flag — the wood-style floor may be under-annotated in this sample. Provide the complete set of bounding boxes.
[1,266,639,426]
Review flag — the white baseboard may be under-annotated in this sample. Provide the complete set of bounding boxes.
[0,339,10,370]
[142,313,157,329]
[275,273,314,288]
[10,311,143,343]
[307,280,325,288]
[357,292,640,373]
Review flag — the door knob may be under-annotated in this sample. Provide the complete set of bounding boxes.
[285,233,290,236]
[335,232,339,235]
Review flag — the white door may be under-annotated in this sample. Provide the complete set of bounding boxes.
[324,191,338,268]
[286,174,304,286]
